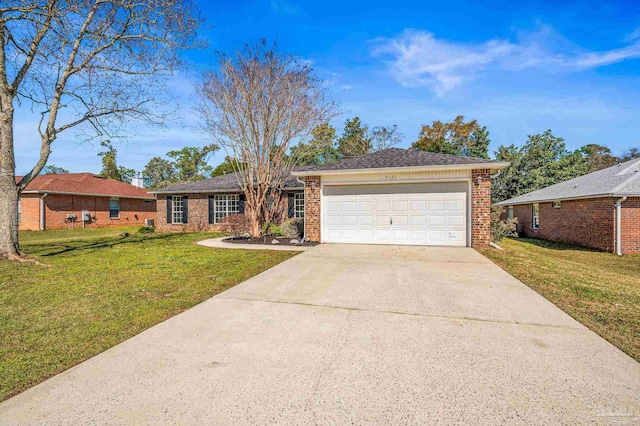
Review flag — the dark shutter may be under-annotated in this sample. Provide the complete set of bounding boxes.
[238,193,245,214]
[182,196,188,224]
[166,196,172,224]
[287,193,294,218]
[208,196,214,224]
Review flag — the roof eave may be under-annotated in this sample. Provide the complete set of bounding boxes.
[494,192,640,206]
[291,162,510,177]
[20,190,155,200]
[150,186,304,195]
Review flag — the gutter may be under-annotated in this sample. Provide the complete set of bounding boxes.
[22,190,154,200]
[291,162,510,177]
[616,196,627,256]
[39,193,48,230]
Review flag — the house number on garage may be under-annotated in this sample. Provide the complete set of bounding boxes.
[384,175,397,180]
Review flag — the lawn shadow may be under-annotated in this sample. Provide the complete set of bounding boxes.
[512,237,603,253]
[32,233,179,257]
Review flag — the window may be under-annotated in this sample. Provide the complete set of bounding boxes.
[552,201,561,209]
[507,205,514,220]
[17,198,21,224]
[144,200,152,205]
[109,198,120,219]
[172,196,184,224]
[213,194,240,224]
[532,203,539,229]
[294,193,305,218]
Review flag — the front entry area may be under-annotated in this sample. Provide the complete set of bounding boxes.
[322,182,468,246]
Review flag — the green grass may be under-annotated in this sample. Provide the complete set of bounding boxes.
[478,238,640,361]
[0,227,298,401]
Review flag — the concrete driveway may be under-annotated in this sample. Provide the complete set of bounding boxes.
[1,244,639,425]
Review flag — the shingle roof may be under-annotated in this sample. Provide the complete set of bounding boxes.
[291,148,507,174]
[495,157,640,206]
[152,170,305,194]
[19,173,154,199]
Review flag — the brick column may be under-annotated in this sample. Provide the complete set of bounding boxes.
[471,169,491,248]
[304,176,321,242]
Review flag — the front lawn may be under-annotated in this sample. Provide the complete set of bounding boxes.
[0,227,298,401]
[479,238,640,362]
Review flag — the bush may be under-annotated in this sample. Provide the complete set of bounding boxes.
[282,218,304,239]
[137,226,155,234]
[261,222,284,236]
[491,206,518,243]
[219,214,252,237]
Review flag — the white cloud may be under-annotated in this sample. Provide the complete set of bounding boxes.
[372,27,640,94]
[270,0,299,15]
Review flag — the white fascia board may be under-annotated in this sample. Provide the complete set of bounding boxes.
[291,162,510,177]
[20,190,155,200]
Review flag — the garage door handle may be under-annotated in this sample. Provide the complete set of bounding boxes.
[390,217,393,225]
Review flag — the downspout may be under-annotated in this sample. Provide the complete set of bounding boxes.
[616,197,627,256]
[40,193,48,230]
[296,176,306,243]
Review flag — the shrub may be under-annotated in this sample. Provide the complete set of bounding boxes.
[219,214,252,237]
[282,218,304,238]
[491,206,518,243]
[269,225,283,236]
[137,226,155,234]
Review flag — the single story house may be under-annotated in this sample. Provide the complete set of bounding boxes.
[154,148,507,247]
[18,173,157,231]
[495,158,640,255]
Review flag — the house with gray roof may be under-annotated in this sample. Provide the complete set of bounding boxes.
[495,157,640,255]
[153,148,508,248]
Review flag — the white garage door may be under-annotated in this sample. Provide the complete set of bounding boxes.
[323,182,468,246]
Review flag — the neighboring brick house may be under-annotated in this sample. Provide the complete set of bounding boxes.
[18,173,156,231]
[154,148,507,248]
[495,158,640,255]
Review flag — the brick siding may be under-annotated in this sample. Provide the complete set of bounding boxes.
[471,169,492,248]
[157,194,224,232]
[512,198,616,253]
[18,194,156,231]
[621,197,640,254]
[304,176,321,242]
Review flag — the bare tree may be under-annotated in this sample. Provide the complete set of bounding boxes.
[198,41,338,237]
[370,124,404,152]
[0,0,201,260]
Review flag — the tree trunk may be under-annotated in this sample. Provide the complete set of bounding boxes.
[0,178,20,259]
[0,93,22,259]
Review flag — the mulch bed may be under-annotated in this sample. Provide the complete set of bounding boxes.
[223,235,319,247]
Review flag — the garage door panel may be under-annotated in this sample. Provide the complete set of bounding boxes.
[429,200,445,212]
[323,183,467,246]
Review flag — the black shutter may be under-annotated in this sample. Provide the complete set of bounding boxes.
[166,196,172,224]
[208,196,214,224]
[182,196,188,224]
[287,193,294,218]
[238,193,245,214]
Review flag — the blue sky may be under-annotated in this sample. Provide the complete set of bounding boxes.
[13,0,640,175]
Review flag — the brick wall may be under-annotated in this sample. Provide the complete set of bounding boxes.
[304,176,321,242]
[621,197,640,254]
[156,194,224,232]
[512,198,616,252]
[471,169,491,248]
[21,194,157,230]
[18,194,41,231]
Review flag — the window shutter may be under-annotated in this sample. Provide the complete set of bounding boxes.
[208,196,214,224]
[182,196,189,224]
[238,193,245,214]
[287,193,294,218]
[166,196,172,224]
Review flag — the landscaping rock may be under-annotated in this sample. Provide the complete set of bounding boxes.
[290,239,299,245]
[271,239,280,244]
